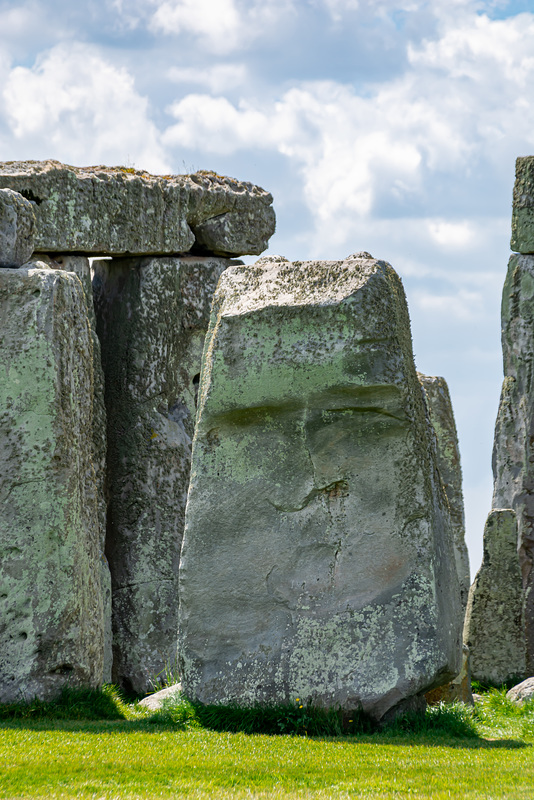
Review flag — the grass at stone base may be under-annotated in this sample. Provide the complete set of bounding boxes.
[0,689,533,799]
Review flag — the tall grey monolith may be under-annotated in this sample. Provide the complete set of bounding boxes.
[0,266,105,701]
[419,374,470,613]
[463,510,526,684]
[178,253,462,721]
[93,255,233,694]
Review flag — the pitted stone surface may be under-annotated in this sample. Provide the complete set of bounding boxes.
[0,267,105,701]
[0,188,36,267]
[0,161,275,257]
[178,253,462,721]
[511,156,534,254]
[93,255,232,694]
[463,510,526,684]
[507,677,534,704]
[419,374,470,613]
[492,252,534,672]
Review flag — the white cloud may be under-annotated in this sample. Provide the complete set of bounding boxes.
[412,288,487,320]
[2,43,171,174]
[427,220,476,248]
[167,64,248,93]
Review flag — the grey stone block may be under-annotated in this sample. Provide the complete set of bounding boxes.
[0,188,36,267]
[511,157,534,253]
[93,255,233,694]
[463,510,526,685]
[0,266,105,701]
[178,253,462,721]
[0,161,275,257]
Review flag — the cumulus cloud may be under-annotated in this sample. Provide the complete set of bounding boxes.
[162,9,534,249]
[2,43,171,173]
[167,64,248,93]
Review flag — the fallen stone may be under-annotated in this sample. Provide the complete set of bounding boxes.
[93,255,233,694]
[178,253,462,721]
[0,161,275,257]
[492,253,534,672]
[511,156,534,253]
[506,676,534,704]
[419,374,470,613]
[0,266,105,701]
[139,683,182,711]
[0,188,36,267]
[463,509,526,685]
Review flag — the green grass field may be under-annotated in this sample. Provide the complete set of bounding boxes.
[0,688,532,799]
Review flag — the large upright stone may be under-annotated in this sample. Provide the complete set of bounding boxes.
[178,253,462,721]
[0,161,275,257]
[0,188,36,267]
[463,510,526,684]
[93,255,232,694]
[492,252,534,672]
[511,156,534,254]
[0,266,104,701]
[419,374,470,613]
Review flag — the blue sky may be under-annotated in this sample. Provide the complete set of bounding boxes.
[2,0,534,574]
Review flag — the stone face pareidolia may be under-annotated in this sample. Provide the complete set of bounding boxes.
[178,254,462,721]
[0,188,36,268]
[419,374,470,613]
[463,510,526,684]
[0,161,275,257]
[93,255,231,694]
[492,252,534,673]
[0,267,104,702]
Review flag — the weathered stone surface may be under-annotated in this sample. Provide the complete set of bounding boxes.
[507,676,534,704]
[0,161,275,257]
[492,253,534,673]
[139,683,182,710]
[463,510,526,685]
[511,156,534,254]
[425,644,473,705]
[419,374,470,613]
[0,188,36,267]
[93,255,232,694]
[0,267,105,702]
[178,253,462,721]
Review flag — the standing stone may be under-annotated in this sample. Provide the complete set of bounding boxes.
[492,252,534,673]
[511,156,534,254]
[93,255,232,694]
[178,253,462,721]
[419,374,470,613]
[463,510,526,684]
[0,266,104,701]
[0,188,36,267]
[0,161,275,257]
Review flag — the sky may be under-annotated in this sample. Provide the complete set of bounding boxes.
[1,0,534,575]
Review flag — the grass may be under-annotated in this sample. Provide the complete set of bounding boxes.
[0,686,533,798]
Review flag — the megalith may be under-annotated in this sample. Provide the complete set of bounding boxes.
[419,374,470,612]
[0,266,105,701]
[178,253,462,721]
[93,255,233,694]
[0,161,275,257]
[463,510,526,684]
[0,188,36,267]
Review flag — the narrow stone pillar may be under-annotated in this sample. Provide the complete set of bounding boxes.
[419,374,470,613]
[178,253,462,721]
[93,255,232,694]
[463,510,526,684]
[0,266,105,701]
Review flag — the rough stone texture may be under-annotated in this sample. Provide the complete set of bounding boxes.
[93,255,232,695]
[511,156,534,254]
[492,253,534,673]
[463,510,526,685]
[425,644,473,705]
[138,683,182,710]
[0,266,105,702]
[0,188,36,267]
[37,254,112,684]
[419,374,470,613]
[507,676,534,704]
[0,161,275,257]
[178,253,462,721]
